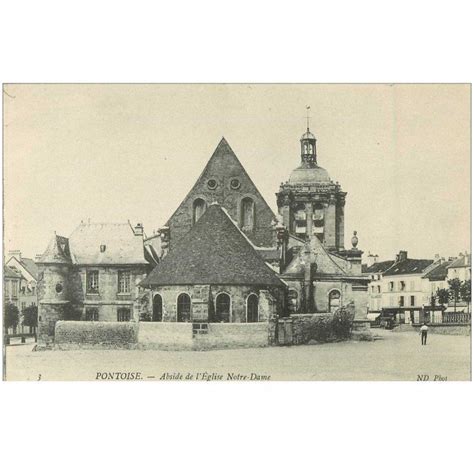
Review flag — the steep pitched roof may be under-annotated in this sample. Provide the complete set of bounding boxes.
[38,234,72,264]
[448,254,471,269]
[4,265,21,279]
[19,257,39,280]
[383,258,433,276]
[141,204,284,287]
[165,138,277,247]
[68,222,148,265]
[422,260,452,280]
[364,260,395,274]
[282,233,347,277]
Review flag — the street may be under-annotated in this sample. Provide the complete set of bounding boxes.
[4,329,471,381]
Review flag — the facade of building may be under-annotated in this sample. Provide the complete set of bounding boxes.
[380,251,436,324]
[363,259,395,319]
[37,126,370,346]
[141,204,285,324]
[4,265,21,309]
[165,138,277,249]
[6,251,39,312]
[275,128,369,322]
[37,222,151,345]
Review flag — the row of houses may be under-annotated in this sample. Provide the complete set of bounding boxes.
[363,250,471,324]
[3,251,39,333]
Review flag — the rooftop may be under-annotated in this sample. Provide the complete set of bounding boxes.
[448,253,471,269]
[422,260,452,280]
[141,204,285,287]
[383,258,434,276]
[364,260,395,274]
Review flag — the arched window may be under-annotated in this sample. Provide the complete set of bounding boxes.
[288,289,299,313]
[177,293,191,322]
[240,197,255,232]
[329,290,341,313]
[152,294,163,322]
[215,293,231,323]
[193,198,207,224]
[247,294,259,322]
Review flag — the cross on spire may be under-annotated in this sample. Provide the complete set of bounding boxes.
[305,106,311,131]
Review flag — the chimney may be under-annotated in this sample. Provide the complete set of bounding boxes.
[35,254,43,262]
[397,250,408,262]
[434,253,440,261]
[134,223,144,236]
[8,250,22,260]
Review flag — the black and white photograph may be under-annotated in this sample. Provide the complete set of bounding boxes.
[2,84,470,381]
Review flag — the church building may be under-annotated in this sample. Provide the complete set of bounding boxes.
[36,120,369,347]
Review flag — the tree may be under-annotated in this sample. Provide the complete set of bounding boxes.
[4,303,19,332]
[460,279,471,313]
[436,288,450,306]
[22,304,38,333]
[448,278,462,312]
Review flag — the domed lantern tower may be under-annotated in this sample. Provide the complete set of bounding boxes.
[300,128,317,167]
[276,125,346,252]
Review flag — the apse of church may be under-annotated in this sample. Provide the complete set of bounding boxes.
[276,127,346,251]
[165,138,277,249]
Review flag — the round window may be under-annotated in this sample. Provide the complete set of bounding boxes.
[55,283,63,294]
[230,178,241,190]
[207,179,218,190]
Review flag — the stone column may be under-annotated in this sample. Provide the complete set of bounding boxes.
[325,196,337,250]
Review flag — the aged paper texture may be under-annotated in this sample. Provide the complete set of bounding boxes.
[2,84,471,381]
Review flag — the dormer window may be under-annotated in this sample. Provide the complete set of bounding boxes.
[100,245,106,253]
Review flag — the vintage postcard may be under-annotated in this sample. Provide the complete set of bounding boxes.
[2,84,471,381]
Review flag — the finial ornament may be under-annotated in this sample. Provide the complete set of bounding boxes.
[306,105,311,131]
[351,230,359,249]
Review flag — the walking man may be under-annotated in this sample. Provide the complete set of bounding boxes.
[420,323,429,346]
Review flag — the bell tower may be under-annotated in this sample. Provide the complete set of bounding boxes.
[300,128,317,167]
[276,123,347,252]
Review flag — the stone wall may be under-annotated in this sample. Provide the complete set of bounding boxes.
[166,140,276,248]
[138,322,193,350]
[54,321,138,349]
[194,322,269,350]
[149,285,280,323]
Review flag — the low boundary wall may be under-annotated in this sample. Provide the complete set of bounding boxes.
[194,322,269,350]
[55,321,138,349]
[138,322,193,350]
[53,321,270,350]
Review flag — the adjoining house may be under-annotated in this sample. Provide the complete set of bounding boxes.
[36,222,152,345]
[380,251,436,324]
[362,259,395,321]
[5,251,39,312]
[447,252,471,282]
[4,265,22,310]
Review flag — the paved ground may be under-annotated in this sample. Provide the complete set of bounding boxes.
[4,329,471,381]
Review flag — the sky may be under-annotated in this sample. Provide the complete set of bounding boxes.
[3,84,470,262]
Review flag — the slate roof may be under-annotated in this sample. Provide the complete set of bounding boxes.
[38,234,73,264]
[4,265,21,279]
[422,260,452,281]
[141,204,285,287]
[19,258,39,280]
[68,223,148,265]
[448,254,471,269]
[364,260,395,274]
[383,258,433,276]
